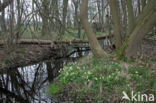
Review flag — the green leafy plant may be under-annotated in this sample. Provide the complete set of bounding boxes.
[149,35,156,40]
[48,57,155,102]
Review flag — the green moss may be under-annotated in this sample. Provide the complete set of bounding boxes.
[48,81,65,95]
[48,84,61,95]
[116,37,128,60]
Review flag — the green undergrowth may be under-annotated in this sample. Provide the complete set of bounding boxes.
[149,35,156,41]
[19,27,109,41]
[62,28,108,40]
[48,56,156,103]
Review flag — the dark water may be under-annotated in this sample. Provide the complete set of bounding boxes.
[0,39,110,103]
[0,50,91,103]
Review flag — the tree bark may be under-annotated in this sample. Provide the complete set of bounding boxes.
[0,8,6,32]
[116,0,156,59]
[125,0,156,58]
[41,0,50,36]
[121,0,127,41]
[61,0,68,35]
[136,0,155,25]
[138,0,141,15]
[80,0,107,58]
[126,11,156,58]
[142,0,146,10]
[73,0,81,38]
[97,0,102,24]
[126,0,135,36]
[108,0,122,48]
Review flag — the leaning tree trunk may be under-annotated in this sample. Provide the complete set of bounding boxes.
[125,0,156,58]
[126,11,156,58]
[116,0,156,59]
[80,0,107,58]
[116,0,135,59]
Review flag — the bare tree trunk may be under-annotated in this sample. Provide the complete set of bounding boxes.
[61,0,68,35]
[77,21,81,38]
[136,0,155,24]
[101,0,105,25]
[80,0,107,58]
[41,0,50,36]
[117,0,156,59]
[42,17,49,35]
[138,0,141,14]
[73,0,78,27]
[10,0,14,42]
[1,8,6,32]
[15,0,22,40]
[126,0,135,36]
[73,0,81,38]
[32,0,37,31]
[142,0,146,10]
[108,0,122,48]
[121,0,127,41]
[51,0,60,33]
[126,10,156,58]
[97,0,102,23]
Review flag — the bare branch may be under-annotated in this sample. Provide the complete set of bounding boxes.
[0,0,13,12]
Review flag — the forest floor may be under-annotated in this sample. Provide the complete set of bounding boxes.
[139,38,156,60]
[48,51,156,103]
[48,36,156,103]
[49,55,156,103]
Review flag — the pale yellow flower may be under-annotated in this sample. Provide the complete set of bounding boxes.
[109,75,111,78]
[94,77,98,80]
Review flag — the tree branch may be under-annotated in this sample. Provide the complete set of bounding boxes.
[0,0,13,12]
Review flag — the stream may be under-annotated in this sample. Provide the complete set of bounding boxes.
[0,38,111,103]
[0,50,91,103]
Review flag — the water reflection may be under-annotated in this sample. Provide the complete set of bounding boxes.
[0,50,90,103]
[0,38,111,103]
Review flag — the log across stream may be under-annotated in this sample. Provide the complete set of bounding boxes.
[0,36,113,102]
[0,35,113,72]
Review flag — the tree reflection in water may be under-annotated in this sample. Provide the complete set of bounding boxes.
[0,50,90,103]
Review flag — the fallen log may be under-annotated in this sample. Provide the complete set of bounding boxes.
[0,48,57,73]
[0,35,114,46]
